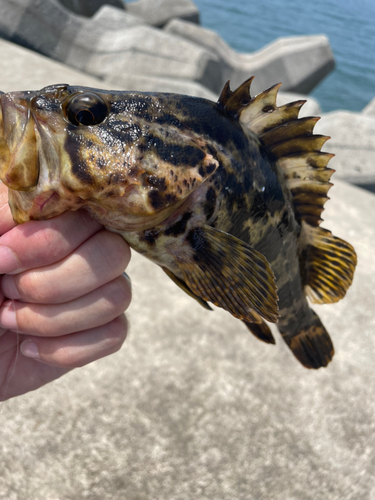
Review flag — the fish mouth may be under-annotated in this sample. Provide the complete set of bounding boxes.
[0,87,74,224]
[0,91,39,192]
[7,188,83,224]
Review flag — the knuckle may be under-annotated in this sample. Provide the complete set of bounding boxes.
[103,315,128,353]
[34,226,67,257]
[95,231,131,274]
[105,276,132,314]
[17,309,46,336]
[18,272,61,303]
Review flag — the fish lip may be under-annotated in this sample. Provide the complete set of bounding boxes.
[8,185,86,224]
[0,91,34,145]
[0,91,41,191]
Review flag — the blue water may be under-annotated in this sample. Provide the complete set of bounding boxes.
[194,0,375,112]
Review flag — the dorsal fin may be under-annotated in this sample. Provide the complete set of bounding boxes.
[218,78,334,227]
[218,77,254,115]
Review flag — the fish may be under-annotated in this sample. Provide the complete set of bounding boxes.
[0,78,357,369]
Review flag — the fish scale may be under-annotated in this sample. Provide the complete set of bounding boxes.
[0,78,357,369]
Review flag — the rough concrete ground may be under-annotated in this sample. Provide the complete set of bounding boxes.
[0,39,374,500]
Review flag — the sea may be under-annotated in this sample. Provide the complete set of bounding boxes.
[193,0,375,112]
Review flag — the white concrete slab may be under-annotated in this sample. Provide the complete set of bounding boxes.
[126,0,200,27]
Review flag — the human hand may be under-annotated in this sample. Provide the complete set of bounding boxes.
[0,182,131,401]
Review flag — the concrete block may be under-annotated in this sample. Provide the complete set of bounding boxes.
[362,96,375,117]
[165,19,335,94]
[1,39,374,500]
[85,3,143,29]
[125,0,200,28]
[57,0,125,17]
[0,0,143,58]
[0,38,217,100]
[249,35,335,95]
[81,26,222,93]
[0,0,71,56]
[315,110,375,191]
[0,0,222,94]
[164,18,235,80]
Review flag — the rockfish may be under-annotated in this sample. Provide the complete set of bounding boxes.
[0,78,357,368]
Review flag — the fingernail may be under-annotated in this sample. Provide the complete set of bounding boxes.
[122,271,132,290]
[0,301,19,331]
[0,245,19,273]
[1,275,21,300]
[21,340,39,359]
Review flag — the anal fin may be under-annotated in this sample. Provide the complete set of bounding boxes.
[175,225,279,324]
[243,315,276,345]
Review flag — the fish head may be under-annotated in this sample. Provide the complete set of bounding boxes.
[0,85,218,230]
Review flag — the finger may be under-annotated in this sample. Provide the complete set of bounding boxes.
[1,230,131,304]
[19,314,128,368]
[0,312,127,399]
[0,182,16,236]
[0,209,103,275]
[0,275,131,336]
[0,315,127,400]
[0,277,4,306]
[0,330,70,401]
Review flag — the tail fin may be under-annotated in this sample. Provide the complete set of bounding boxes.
[282,309,334,369]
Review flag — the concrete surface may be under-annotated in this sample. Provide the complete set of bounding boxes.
[164,19,335,94]
[0,0,144,57]
[126,0,200,27]
[57,0,125,17]
[0,39,125,92]
[0,37,374,500]
[316,111,375,191]
[82,26,222,93]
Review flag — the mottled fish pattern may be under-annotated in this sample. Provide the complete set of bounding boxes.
[0,78,357,368]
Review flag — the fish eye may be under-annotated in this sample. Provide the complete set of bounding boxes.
[65,92,108,126]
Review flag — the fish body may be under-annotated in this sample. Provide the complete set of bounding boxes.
[0,79,357,368]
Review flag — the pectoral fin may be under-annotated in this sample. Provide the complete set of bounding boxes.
[162,267,212,310]
[175,225,279,323]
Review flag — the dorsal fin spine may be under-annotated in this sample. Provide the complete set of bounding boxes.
[218,77,335,228]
